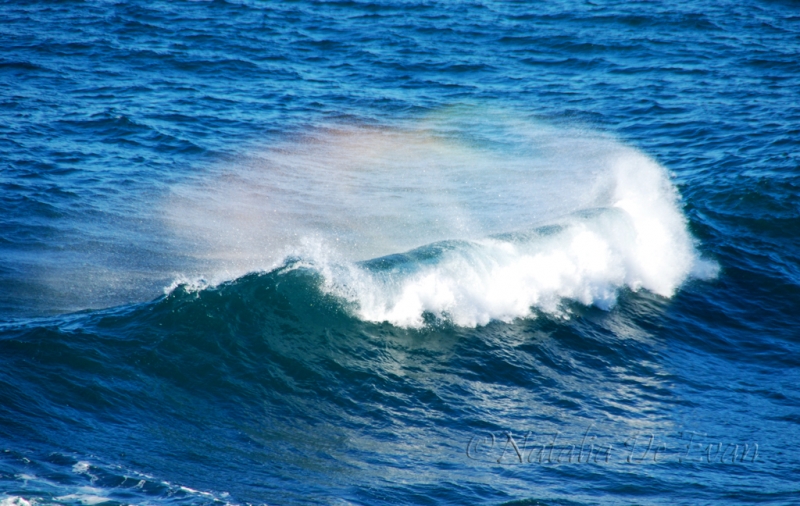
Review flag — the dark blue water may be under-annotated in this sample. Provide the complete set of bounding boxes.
[2,1,799,504]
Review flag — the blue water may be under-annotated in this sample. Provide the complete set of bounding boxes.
[1,1,799,504]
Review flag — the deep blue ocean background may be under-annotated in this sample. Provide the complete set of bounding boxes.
[1,1,799,504]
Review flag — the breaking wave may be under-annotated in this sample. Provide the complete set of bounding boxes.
[164,112,716,328]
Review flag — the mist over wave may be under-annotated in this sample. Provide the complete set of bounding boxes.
[165,112,716,327]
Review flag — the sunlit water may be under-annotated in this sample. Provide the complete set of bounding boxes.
[1,1,798,505]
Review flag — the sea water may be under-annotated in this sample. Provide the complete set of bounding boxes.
[1,1,798,504]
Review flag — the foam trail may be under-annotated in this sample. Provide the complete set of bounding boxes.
[164,111,716,327]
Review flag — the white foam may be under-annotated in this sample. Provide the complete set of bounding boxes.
[313,143,716,327]
[72,461,91,474]
[55,490,110,506]
[4,464,234,506]
[0,497,34,506]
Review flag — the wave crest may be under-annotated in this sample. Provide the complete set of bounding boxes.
[164,113,716,327]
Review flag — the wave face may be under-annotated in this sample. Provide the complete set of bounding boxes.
[165,114,715,327]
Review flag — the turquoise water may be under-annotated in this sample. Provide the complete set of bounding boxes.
[1,1,799,504]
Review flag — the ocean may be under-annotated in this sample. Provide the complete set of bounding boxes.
[1,0,798,504]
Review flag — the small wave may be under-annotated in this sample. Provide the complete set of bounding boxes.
[0,453,232,506]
